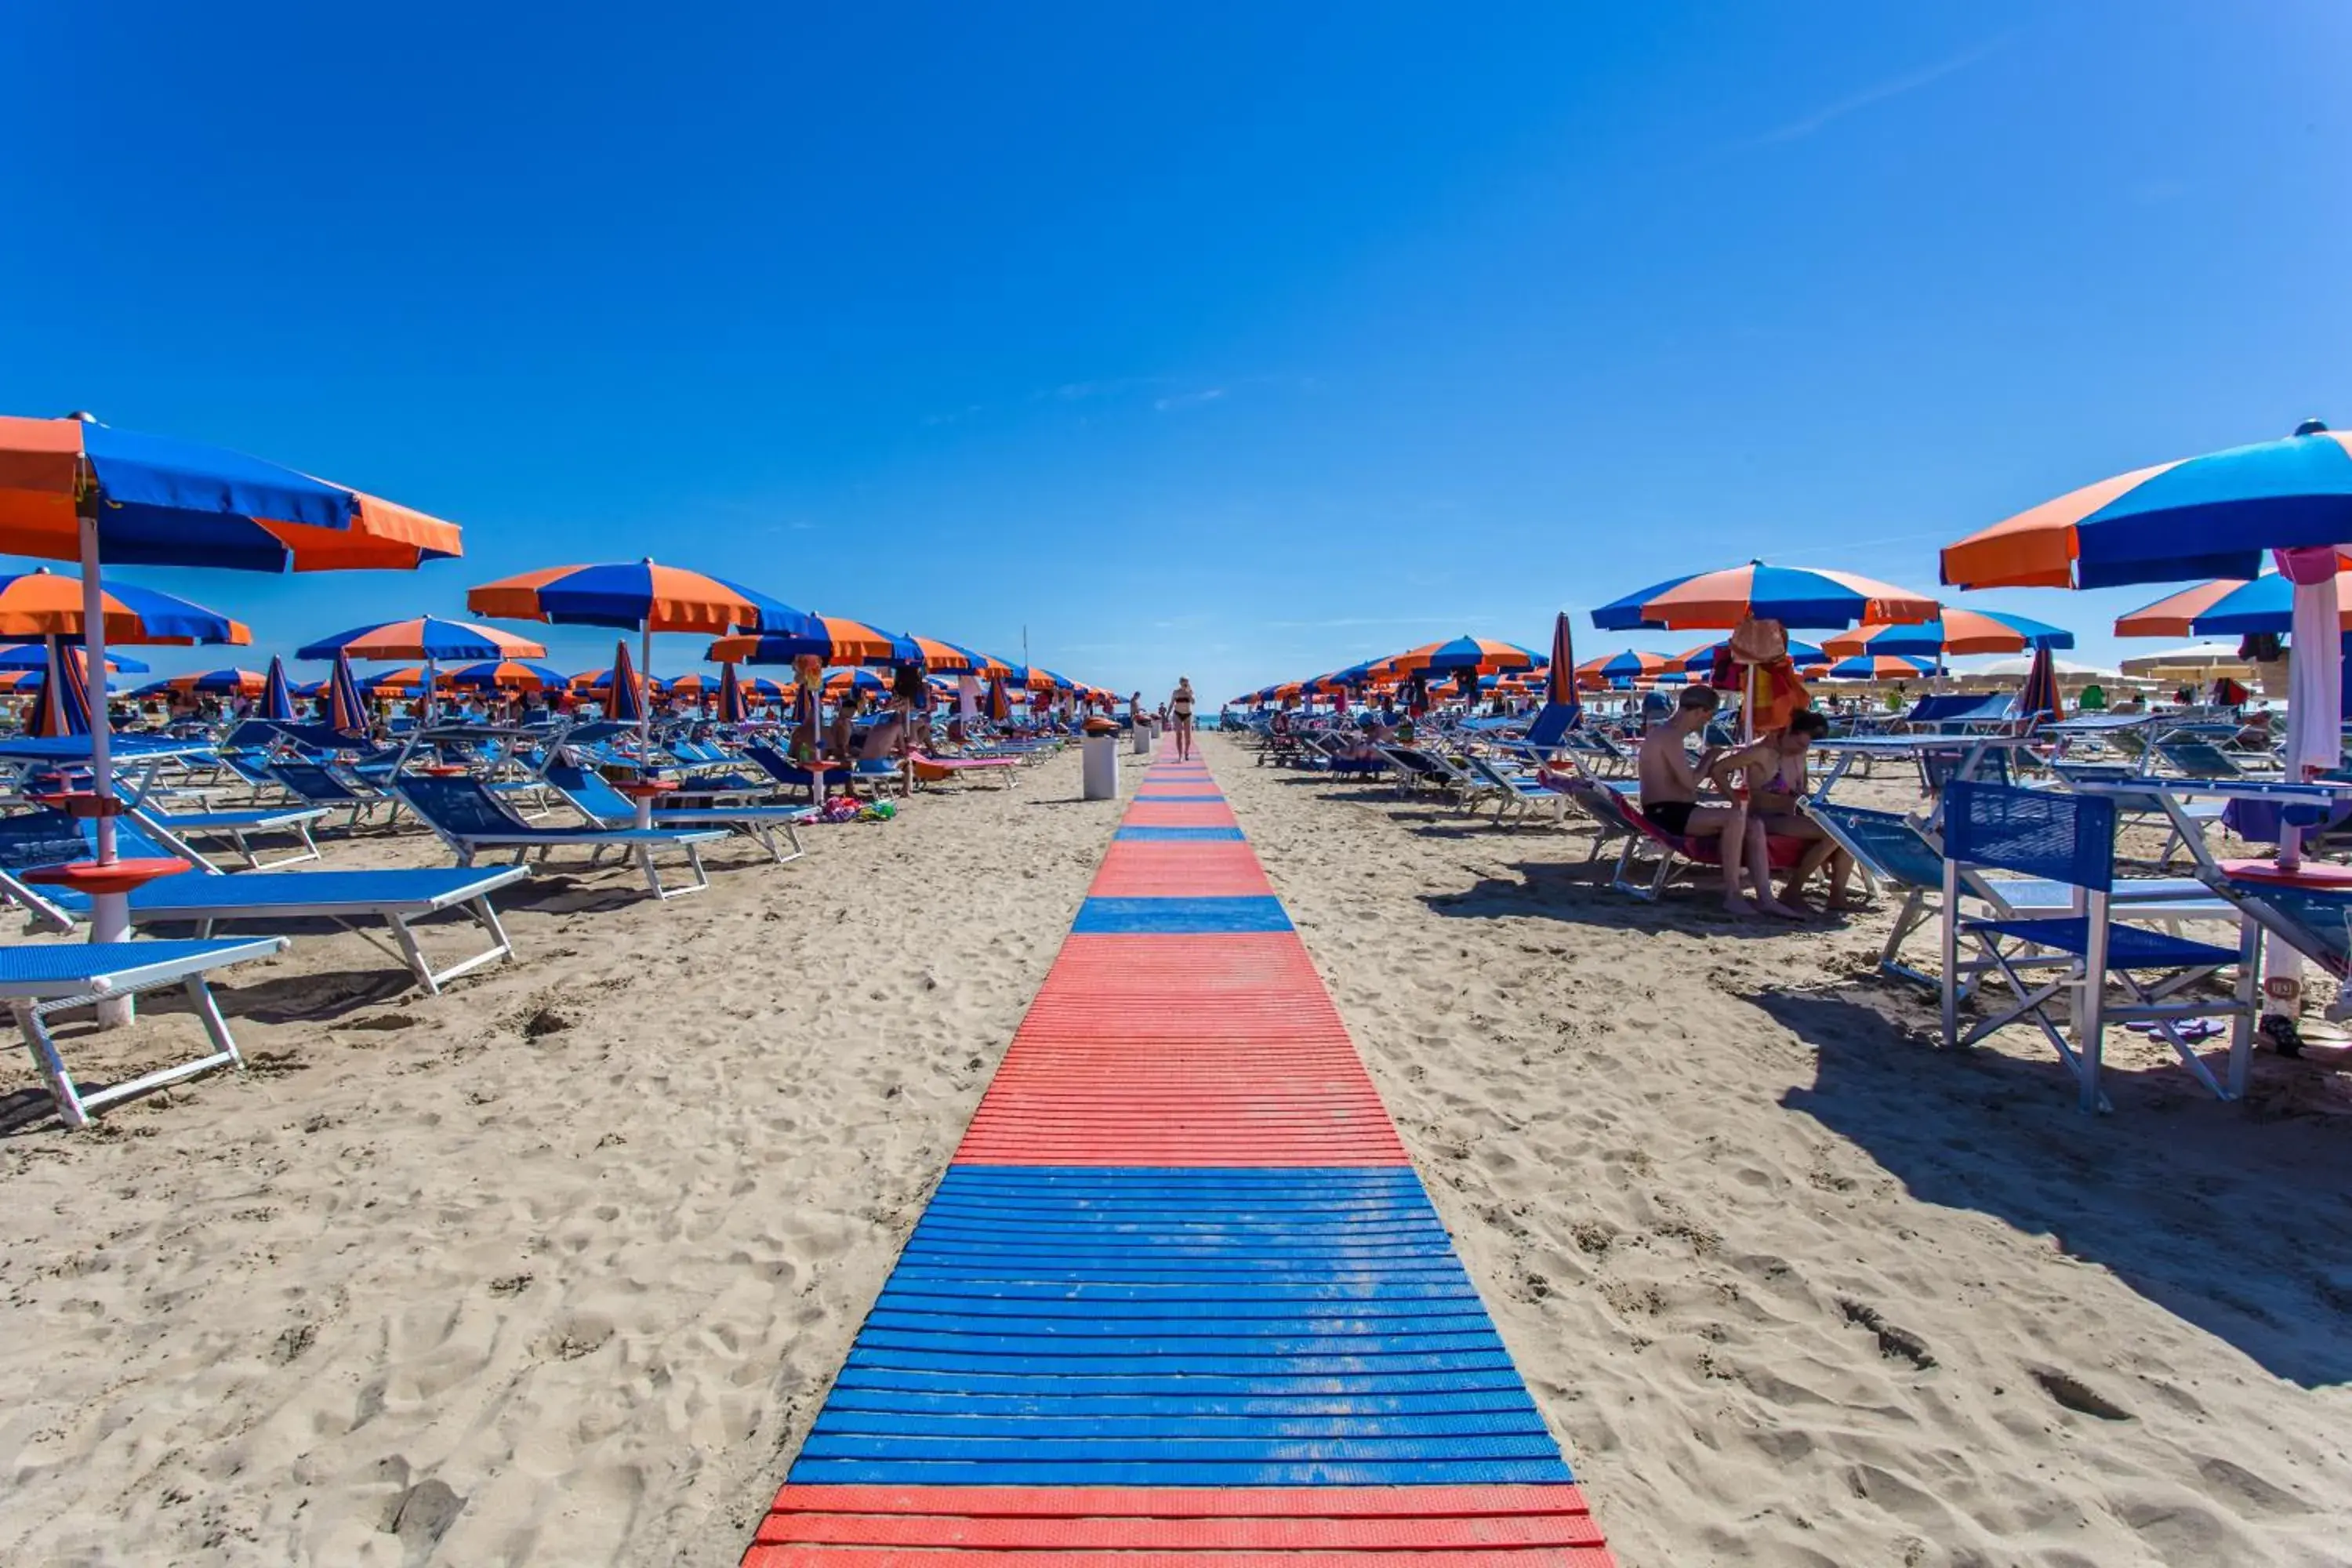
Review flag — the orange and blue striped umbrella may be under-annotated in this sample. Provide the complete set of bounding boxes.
[469,559,798,633]
[1820,654,1935,681]
[261,655,296,721]
[826,668,889,699]
[445,660,568,691]
[297,616,546,661]
[708,615,916,668]
[0,412,460,572]
[1944,419,2352,590]
[2115,572,2352,638]
[0,568,249,645]
[2019,644,2063,727]
[717,662,747,724]
[1577,649,1679,685]
[1596,561,1938,633]
[1544,612,1577,713]
[144,668,269,697]
[1382,636,1540,675]
[1822,608,2072,658]
[0,642,146,673]
[898,633,976,673]
[27,647,92,738]
[328,651,368,733]
[606,640,647,723]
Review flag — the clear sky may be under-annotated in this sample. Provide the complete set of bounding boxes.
[5,3,2349,702]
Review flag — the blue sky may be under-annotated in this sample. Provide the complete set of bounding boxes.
[5,3,2349,702]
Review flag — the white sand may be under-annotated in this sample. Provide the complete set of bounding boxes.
[0,752,1126,1566]
[1211,735,2352,1567]
[6,733,2350,1568]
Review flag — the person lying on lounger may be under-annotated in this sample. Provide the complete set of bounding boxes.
[1711,709,1856,911]
[1639,685,1805,920]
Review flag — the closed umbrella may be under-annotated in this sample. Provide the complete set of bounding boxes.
[261,656,296,722]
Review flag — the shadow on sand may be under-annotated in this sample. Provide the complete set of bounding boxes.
[1421,858,1856,941]
[1755,985,2352,1388]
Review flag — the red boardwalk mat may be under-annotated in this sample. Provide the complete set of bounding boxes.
[750,1485,1612,1566]
[1091,843,1273,898]
[1121,801,1242,829]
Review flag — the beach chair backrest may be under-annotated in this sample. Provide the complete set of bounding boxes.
[0,808,100,874]
[1920,745,2012,794]
[543,760,634,819]
[1522,702,1578,750]
[2157,739,2239,779]
[2234,882,2352,971]
[270,761,365,803]
[1804,801,1944,892]
[396,774,528,837]
[1944,782,2113,893]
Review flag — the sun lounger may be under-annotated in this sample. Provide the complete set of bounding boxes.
[120,786,330,869]
[266,760,398,830]
[393,774,728,900]
[1571,782,1809,900]
[0,808,528,993]
[2157,738,2280,782]
[1804,798,2236,990]
[1459,754,1567,826]
[909,750,1022,789]
[2,936,287,1130]
[540,760,811,862]
[1373,744,1456,799]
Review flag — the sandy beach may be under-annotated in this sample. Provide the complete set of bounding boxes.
[5,733,2350,1567]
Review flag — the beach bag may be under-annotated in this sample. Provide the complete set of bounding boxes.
[821,793,860,822]
[858,800,897,822]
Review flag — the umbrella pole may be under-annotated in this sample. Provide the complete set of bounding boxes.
[640,623,654,753]
[78,512,133,1026]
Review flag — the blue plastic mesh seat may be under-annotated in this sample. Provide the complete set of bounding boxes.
[1806,801,1946,890]
[1944,782,2114,893]
[1969,916,2239,970]
[397,775,528,835]
[2234,883,2352,970]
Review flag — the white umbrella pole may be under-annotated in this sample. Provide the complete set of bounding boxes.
[78,514,132,1026]
[2265,577,2346,1025]
[640,623,654,751]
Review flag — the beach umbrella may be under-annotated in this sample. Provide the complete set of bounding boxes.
[826,667,889,698]
[1544,612,1580,716]
[445,659,568,692]
[1675,637,1826,672]
[260,655,296,721]
[574,666,670,697]
[2117,643,2257,680]
[360,666,445,695]
[1820,654,1936,681]
[705,614,911,668]
[471,558,800,746]
[1943,421,2352,591]
[150,668,270,697]
[1822,608,2074,659]
[299,616,548,727]
[328,651,369,735]
[289,679,325,699]
[1577,649,1680,684]
[1595,561,1939,632]
[1384,636,1540,675]
[896,633,976,673]
[716,662,748,724]
[986,676,1011,723]
[27,647,93,738]
[605,640,648,724]
[0,412,461,980]
[2114,572,2352,638]
[0,643,147,673]
[0,568,251,646]
[2018,644,2063,727]
[1942,418,2352,807]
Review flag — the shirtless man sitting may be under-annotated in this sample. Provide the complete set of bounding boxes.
[1639,685,1805,919]
[1712,709,1856,909]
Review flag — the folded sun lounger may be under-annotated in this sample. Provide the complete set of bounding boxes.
[2,936,287,1130]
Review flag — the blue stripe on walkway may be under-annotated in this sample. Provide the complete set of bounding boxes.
[1114,826,1247,841]
[1074,896,1291,934]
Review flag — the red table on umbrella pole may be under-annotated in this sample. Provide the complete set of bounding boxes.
[610,777,677,829]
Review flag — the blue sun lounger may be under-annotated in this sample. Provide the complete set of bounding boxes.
[541,760,812,863]
[0,809,529,993]
[123,791,331,869]
[2,936,287,1130]
[393,773,728,900]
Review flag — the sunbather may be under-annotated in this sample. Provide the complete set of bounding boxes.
[1639,685,1802,919]
[1715,709,1856,910]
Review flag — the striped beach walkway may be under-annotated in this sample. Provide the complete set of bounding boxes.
[744,746,1616,1565]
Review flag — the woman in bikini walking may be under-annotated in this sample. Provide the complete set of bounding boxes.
[1169,677,1197,761]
